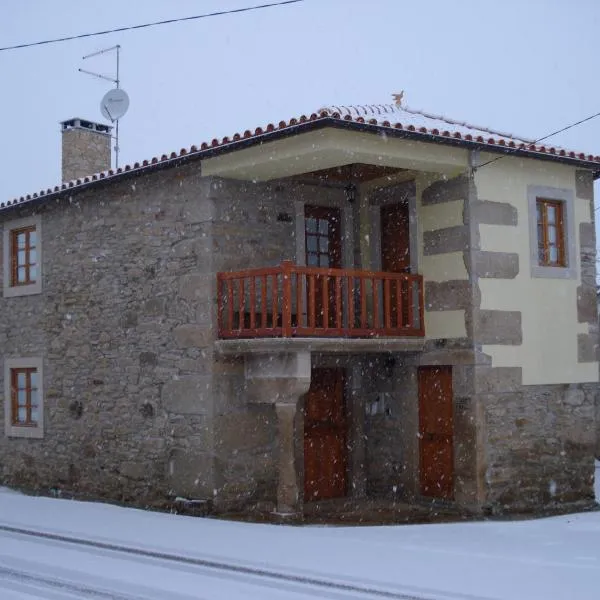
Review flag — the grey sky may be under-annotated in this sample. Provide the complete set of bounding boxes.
[2,0,600,202]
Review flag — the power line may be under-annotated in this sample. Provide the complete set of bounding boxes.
[475,109,600,172]
[0,0,305,52]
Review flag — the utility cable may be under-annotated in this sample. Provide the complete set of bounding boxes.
[0,0,304,52]
[475,109,600,172]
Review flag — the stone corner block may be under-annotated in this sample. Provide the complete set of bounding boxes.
[174,324,213,348]
[422,175,469,205]
[579,222,596,251]
[161,377,211,415]
[472,251,519,279]
[578,332,599,363]
[471,200,517,226]
[423,225,469,255]
[575,170,594,201]
[577,285,597,325]
[179,274,212,302]
[425,280,471,311]
[473,366,523,393]
[475,309,522,345]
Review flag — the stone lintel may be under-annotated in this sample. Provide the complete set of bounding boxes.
[472,250,519,279]
[471,200,518,226]
[423,225,469,255]
[417,349,488,367]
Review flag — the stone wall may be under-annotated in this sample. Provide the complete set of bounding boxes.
[0,164,217,505]
[205,178,296,510]
[362,357,405,497]
[413,167,598,515]
[484,380,597,512]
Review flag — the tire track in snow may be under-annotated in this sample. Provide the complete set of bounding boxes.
[0,523,496,600]
[0,565,149,600]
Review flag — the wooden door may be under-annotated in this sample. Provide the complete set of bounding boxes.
[303,368,347,501]
[305,206,342,328]
[381,203,411,327]
[381,203,410,273]
[418,366,454,499]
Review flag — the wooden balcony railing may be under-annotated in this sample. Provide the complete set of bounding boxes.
[217,261,424,339]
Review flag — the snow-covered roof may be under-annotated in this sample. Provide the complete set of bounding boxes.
[319,103,538,146]
[2,104,599,213]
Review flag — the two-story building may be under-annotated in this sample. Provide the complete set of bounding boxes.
[1,103,598,518]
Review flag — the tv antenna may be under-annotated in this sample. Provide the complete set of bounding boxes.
[79,44,129,169]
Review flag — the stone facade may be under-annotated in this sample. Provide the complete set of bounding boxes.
[0,166,338,512]
[0,150,597,519]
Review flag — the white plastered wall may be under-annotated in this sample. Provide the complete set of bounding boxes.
[474,156,598,385]
[416,173,468,340]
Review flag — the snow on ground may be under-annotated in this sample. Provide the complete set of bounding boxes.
[0,464,599,600]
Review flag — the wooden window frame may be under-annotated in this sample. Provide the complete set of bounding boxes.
[10,225,37,287]
[3,215,43,298]
[527,185,576,280]
[536,198,566,268]
[304,205,342,269]
[10,367,39,427]
[4,357,44,439]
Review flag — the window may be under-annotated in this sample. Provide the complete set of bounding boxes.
[3,215,42,297]
[527,185,576,279]
[536,199,565,267]
[11,226,38,286]
[304,206,342,268]
[11,368,39,426]
[4,358,44,438]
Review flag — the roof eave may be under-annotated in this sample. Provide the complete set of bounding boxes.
[2,117,599,216]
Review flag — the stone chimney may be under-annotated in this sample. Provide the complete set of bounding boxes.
[60,118,112,182]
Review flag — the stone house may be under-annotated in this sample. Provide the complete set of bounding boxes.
[0,105,598,518]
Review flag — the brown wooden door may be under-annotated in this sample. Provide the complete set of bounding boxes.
[381,203,411,327]
[418,366,454,499]
[305,206,342,328]
[381,203,410,273]
[303,368,347,501]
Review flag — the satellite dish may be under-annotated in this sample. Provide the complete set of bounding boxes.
[100,88,130,122]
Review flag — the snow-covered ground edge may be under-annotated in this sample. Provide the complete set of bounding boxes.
[0,463,599,600]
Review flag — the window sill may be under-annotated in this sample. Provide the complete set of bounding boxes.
[5,424,44,439]
[531,264,577,280]
[3,281,42,298]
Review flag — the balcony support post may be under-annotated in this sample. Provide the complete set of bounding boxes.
[245,351,311,516]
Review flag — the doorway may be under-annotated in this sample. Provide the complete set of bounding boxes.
[303,367,347,501]
[381,202,411,327]
[304,206,342,328]
[380,202,411,274]
[418,366,454,500]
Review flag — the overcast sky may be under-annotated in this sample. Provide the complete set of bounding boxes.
[2,0,600,202]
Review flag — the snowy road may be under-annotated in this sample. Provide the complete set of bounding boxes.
[0,476,599,600]
[0,524,486,600]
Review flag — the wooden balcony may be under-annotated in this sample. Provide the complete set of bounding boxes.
[217,261,424,340]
